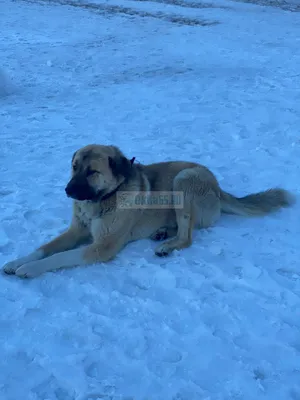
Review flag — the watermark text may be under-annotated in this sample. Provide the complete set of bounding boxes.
[117,191,184,209]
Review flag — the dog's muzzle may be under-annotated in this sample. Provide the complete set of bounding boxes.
[65,178,96,201]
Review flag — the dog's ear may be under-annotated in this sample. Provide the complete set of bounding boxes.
[108,155,132,179]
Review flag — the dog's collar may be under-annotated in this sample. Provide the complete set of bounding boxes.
[95,157,137,202]
[100,184,122,202]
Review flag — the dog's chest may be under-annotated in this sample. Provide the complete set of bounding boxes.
[74,201,100,229]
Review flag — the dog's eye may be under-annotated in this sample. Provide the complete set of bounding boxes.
[86,169,98,177]
[73,164,78,171]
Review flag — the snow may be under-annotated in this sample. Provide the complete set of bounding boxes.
[0,68,16,98]
[1,0,300,399]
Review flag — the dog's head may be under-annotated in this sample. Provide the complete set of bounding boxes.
[65,144,133,201]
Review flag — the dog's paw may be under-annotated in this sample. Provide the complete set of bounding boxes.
[15,262,43,279]
[150,228,169,241]
[155,243,173,257]
[150,227,177,242]
[3,260,23,275]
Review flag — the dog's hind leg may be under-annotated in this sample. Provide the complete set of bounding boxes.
[155,167,221,257]
[154,199,195,256]
[150,226,178,241]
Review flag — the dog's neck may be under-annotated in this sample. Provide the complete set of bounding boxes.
[100,183,123,202]
[97,160,139,202]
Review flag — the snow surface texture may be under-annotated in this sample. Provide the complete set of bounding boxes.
[0,68,16,98]
[1,0,300,399]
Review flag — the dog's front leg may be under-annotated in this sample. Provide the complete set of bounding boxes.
[14,246,88,278]
[14,237,125,278]
[13,213,132,278]
[3,225,90,275]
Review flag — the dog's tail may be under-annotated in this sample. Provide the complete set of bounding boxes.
[220,188,295,216]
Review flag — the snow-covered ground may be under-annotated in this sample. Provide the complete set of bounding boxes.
[1,0,300,399]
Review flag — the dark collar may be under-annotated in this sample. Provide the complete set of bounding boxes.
[96,156,137,202]
[100,183,122,202]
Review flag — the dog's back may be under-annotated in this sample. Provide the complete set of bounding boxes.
[141,161,199,191]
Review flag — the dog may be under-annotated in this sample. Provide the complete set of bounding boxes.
[2,144,295,278]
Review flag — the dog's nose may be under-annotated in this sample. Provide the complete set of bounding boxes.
[65,185,71,197]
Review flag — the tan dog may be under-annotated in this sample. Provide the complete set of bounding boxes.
[3,144,295,278]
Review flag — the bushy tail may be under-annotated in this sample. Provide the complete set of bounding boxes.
[220,188,295,216]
